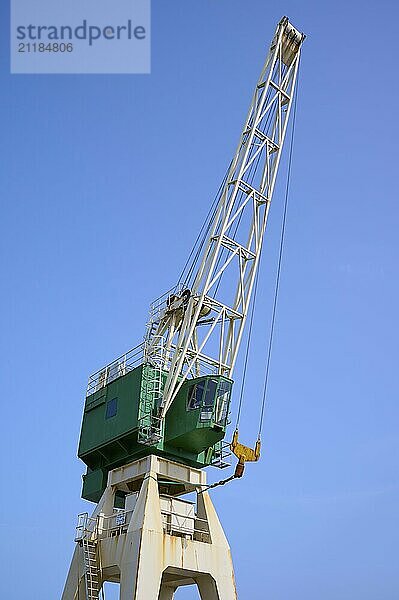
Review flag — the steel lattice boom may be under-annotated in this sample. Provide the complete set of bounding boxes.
[145,17,305,418]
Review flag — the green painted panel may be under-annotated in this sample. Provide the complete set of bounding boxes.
[78,363,233,502]
[82,468,107,503]
[165,375,232,452]
[78,365,142,459]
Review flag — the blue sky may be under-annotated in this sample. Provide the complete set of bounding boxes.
[1,1,398,599]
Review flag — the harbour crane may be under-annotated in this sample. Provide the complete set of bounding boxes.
[63,16,305,600]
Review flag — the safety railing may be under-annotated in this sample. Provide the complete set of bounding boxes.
[86,301,228,399]
[146,283,185,330]
[211,440,232,469]
[86,340,221,401]
[75,513,98,542]
[97,510,134,537]
[75,503,211,543]
[160,509,210,543]
[75,510,134,542]
[86,343,145,397]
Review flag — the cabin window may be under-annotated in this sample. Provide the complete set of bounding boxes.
[200,379,218,421]
[187,381,205,410]
[214,380,232,425]
[204,379,218,407]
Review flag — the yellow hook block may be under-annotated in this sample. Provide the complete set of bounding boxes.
[230,429,261,463]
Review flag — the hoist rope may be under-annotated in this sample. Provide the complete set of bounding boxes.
[234,79,287,431]
[257,69,300,439]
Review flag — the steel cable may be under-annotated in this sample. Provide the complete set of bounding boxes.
[257,67,300,439]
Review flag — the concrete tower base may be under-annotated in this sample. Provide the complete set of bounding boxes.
[62,455,237,599]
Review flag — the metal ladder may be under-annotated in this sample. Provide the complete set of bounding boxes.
[138,363,163,445]
[138,337,164,445]
[211,440,232,469]
[82,537,101,600]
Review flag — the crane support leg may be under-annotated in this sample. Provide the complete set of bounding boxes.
[158,586,176,600]
[62,544,87,599]
[62,456,237,600]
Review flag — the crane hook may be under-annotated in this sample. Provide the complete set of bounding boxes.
[230,429,261,478]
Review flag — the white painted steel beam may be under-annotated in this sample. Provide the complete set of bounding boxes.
[62,456,237,600]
